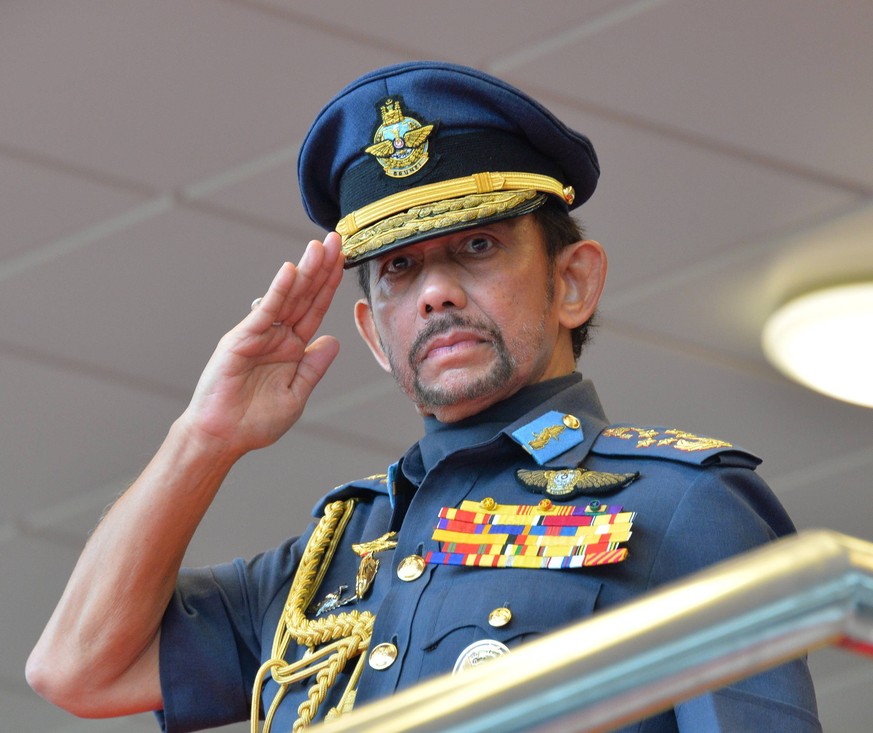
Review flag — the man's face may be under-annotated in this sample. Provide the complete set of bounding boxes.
[355,214,577,422]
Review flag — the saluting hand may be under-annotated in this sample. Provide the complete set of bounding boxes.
[179,232,345,458]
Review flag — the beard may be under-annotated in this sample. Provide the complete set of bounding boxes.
[379,311,546,414]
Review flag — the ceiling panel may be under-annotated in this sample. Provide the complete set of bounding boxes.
[192,145,306,233]
[0,353,183,519]
[0,1,399,189]
[777,455,873,544]
[507,0,873,190]
[1,536,83,717]
[600,200,873,367]
[0,206,302,391]
[543,101,862,294]
[813,654,873,733]
[260,0,628,64]
[0,153,150,261]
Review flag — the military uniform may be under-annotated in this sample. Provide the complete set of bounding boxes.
[158,375,820,732]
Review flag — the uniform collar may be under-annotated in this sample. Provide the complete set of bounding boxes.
[400,373,607,483]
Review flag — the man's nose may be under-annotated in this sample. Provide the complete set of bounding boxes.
[417,264,467,317]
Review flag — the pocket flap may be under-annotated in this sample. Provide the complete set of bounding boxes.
[420,569,602,649]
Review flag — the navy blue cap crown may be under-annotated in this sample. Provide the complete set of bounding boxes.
[298,61,599,266]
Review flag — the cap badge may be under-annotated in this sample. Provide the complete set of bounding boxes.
[364,97,435,178]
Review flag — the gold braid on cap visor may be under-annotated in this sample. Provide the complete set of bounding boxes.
[336,171,575,262]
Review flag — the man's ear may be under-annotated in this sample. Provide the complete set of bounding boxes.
[354,299,392,373]
[555,240,607,329]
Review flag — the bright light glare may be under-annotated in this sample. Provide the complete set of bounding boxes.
[762,282,873,408]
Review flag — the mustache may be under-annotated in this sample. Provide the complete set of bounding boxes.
[409,313,502,367]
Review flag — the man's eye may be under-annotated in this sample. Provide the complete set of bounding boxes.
[385,255,412,273]
[463,236,494,254]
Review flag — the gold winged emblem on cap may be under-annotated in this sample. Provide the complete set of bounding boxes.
[365,125,434,158]
[516,467,638,500]
[365,98,435,178]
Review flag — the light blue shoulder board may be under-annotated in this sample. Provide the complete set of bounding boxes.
[509,409,585,465]
[591,424,761,468]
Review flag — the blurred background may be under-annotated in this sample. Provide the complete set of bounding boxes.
[2,2,872,731]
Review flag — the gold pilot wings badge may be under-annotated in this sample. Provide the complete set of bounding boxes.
[516,467,638,501]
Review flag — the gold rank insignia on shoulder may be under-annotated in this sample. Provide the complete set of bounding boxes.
[364,97,435,178]
[600,427,732,452]
[516,467,638,501]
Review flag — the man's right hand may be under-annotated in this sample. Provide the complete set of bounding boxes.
[26,231,346,719]
[179,232,345,459]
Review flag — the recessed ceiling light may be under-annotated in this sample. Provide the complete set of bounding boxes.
[762,282,873,408]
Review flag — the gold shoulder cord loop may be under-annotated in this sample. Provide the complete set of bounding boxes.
[251,499,376,733]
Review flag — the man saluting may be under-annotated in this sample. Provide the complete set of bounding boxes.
[28,61,820,733]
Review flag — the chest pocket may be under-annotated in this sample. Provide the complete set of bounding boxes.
[414,568,602,679]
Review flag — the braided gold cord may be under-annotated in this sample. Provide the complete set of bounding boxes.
[336,171,574,238]
[343,190,542,260]
[326,649,368,720]
[292,628,369,732]
[251,500,376,733]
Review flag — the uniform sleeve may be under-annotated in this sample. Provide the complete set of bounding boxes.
[156,533,306,733]
[649,466,821,732]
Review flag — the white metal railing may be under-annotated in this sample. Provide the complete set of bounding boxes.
[312,529,873,733]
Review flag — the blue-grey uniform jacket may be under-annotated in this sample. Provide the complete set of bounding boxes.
[158,374,820,732]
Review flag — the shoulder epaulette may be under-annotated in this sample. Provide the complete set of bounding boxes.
[311,473,391,517]
[509,409,585,465]
[591,425,761,468]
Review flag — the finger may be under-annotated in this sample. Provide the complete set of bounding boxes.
[322,230,343,261]
[250,297,283,326]
[249,240,324,331]
[279,234,342,327]
[247,233,343,335]
[290,235,345,342]
[246,261,299,332]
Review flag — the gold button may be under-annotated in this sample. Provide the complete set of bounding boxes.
[488,607,512,628]
[538,499,553,512]
[396,554,426,582]
[563,414,581,430]
[368,642,398,670]
[480,497,497,511]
